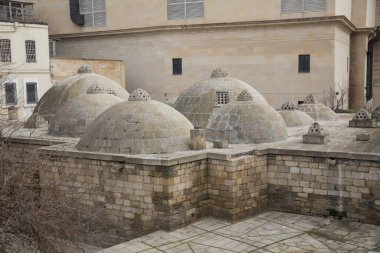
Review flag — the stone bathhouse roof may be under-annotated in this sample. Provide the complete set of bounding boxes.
[278,101,314,127]
[28,65,129,124]
[48,84,123,137]
[77,89,194,155]
[174,68,267,129]
[297,94,339,121]
[206,90,288,144]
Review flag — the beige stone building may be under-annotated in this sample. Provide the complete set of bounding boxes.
[0,2,51,119]
[31,0,378,108]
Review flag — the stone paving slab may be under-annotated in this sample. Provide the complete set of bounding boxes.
[98,211,380,253]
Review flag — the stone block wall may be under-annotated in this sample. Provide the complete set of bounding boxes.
[40,155,209,241]
[207,155,268,222]
[267,155,380,224]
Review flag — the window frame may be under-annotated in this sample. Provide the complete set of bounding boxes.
[281,0,326,13]
[168,0,204,20]
[25,40,36,63]
[215,91,229,106]
[298,54,311,73]
[2,79,18,107]
[23,78,39,106]
[79,0,106,27]
[0,39,12,63]
[172,58,182,75]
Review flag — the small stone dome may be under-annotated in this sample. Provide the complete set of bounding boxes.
[174,68,268,128]
[49,85,123,137]
[27,65,129,124]
[206,90,288,144]
[297,94,339,121]
[77,89,194,155]
[278,102,314,127]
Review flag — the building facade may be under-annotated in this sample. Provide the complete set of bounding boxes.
[32,0,378,108]
[0,2,51,119]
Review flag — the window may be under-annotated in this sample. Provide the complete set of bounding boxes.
[3,82,17,105]
[172,58,182,75]
[298,55,310,73]
[168,0,204,20]
[25,82,38,104]
[281,0,326,13]
[79,0,106,27]
[0,39,11,62]
[25,40,36,62]
[216,92,229,106]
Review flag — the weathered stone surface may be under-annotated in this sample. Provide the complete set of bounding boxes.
[190,129,206,150]
[27,65,129,124]
[49,93,122,137]
[77,89,194,155]
[356,133,371,141]
[174,68,268,128]
[24,113,47,128]
[206,90,288,144]
[213,140,228,149]
[278,102,314,127]
[349,109,377,128]
[297,94,339,121]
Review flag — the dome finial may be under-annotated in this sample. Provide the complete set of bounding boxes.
[87,83,107,94]
[307,122,326,135]
[281,101,295,110]
[237,90,253,101]
[304,94,315,104]
[211,67,228,78]
[129,88,152,101]
[78,64,93,74]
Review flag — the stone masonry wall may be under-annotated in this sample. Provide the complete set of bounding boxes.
[267,155,380,224]
[208,155,268,222]
[40,155,209,243]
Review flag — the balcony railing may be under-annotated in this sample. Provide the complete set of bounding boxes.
[0,1,34,22]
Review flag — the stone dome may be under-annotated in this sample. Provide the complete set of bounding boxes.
[174,68,267,128]
[77,89,194,155]
[206,90,288,144]
[297,94,339,121]
[278,102,314,127]
[48,84,123,137]
[27,65,129,124]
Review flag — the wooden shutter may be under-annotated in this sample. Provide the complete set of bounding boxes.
[186,0,204,19]
[304,0,326,12]
[168,0,185,20]
[281,0,303,13]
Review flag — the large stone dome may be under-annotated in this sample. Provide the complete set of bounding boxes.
[174,68,267,128]
[206,90,288,144]
[28,65,129,124]
[48,85,123,137]
[77,89,194,155]
[278,102,314,127]
[297,94,339,121]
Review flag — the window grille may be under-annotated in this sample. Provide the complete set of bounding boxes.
[168,0,204,20]
[216,92,229,106]
[49,40,56,57]
[298,55,310,73]
[281,0,326,13]
[26,82,38,104]
[79,0,106,27]
[4,82,17,105]
[172,58,182,75]
[0,39,11,62]
[25,40,36,62]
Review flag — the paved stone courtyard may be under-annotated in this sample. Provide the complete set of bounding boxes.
[99,211,380,253]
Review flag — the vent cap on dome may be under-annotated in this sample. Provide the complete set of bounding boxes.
[307,122,326,135]
[86,84,107,94]
[281,102,295,110]
[211,67,228,78]
[129,88,151,101]
[304,94,315,104]
[237,90,253,101]
[77,64,93,74]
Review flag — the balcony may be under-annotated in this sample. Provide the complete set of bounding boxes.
[0,0,34,23]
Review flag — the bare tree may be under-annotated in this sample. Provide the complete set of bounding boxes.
[321,80,349,112]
